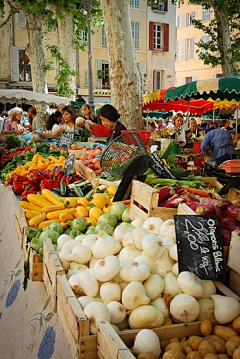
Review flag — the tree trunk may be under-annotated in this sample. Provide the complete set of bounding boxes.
[57,12,76,100]
[99,0,143,129]
[25,14,47,93]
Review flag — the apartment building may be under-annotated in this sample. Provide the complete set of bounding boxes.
[176,0,223,86]
[0,1,176,102]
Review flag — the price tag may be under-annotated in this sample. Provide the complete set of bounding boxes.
[175,215,226,281]
[64,154,75,175]
[59,132,74,151]
[149,152,175,179]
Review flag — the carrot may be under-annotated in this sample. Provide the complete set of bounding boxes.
[186,188,210,198]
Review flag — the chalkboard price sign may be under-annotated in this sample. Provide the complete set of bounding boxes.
[64,154,75,175]
[149,152,175,179]
[175,215,226,281]
[59,132,74,151]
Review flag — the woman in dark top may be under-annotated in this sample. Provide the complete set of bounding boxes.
[98,104,127,144]
[46,111,63,131]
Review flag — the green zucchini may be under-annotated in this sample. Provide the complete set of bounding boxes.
[73,186,84,197]
[60,181,67,196]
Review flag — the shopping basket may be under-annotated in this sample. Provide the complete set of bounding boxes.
[100,131,150,178]
[121,130,151,146]
[92,124,111,137]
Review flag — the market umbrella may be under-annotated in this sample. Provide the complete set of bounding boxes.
[142,109,174,119]
[165,76,240,102]
[0,89,70,106]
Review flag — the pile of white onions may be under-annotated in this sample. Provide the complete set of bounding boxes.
[56,217,240,334]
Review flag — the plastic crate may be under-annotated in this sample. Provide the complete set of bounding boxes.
[121,130,151,146]
[205,162,240,185]
[92,124,111,137]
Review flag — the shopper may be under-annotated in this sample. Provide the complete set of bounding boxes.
[201,128,237,165]
[98,104,127,144]
[221,119,233,131]
[46,111,63,131]
[8,107,29,135]
[205,121,218,134]
[81,103,98,124]
[172,112,186,147]
[28,107,45,131]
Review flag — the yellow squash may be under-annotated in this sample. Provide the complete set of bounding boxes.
[29,213,47,227]
[41,189,64,207]
[46,207,75,220]
[27,194,53,208]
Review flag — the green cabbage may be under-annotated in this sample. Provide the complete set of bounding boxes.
[95,223,114,236]
[110,203,127,221]
[49,220,64,234]
[97,213,118,228]
[66,218,86,232]
[86,225,96,235]
[122,207,131,223]
[39,228,59,244]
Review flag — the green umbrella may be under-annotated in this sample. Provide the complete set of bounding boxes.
[142,109,174,119]
[165,76,240,101]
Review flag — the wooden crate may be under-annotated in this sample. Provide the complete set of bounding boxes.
[57,275,97,359]
[227,230,240,296]
[29,248,43,282]
[129,180,177,221]
[228,187,240,201]
[75,160,96,180]
[43,238,65,312]
[14,207,28,248]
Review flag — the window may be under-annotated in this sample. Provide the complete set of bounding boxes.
[182,13,187,27]
[181,39,186,61]
[202,8,211,22]
[149,22,169,52]
[81,30,88,43]
[101,26,107,47]
[96,60,110,89]
[176,41,179,61]
[181,78,185,85]
[201,35,209,54]
[131,21,139,49]
[152,0,168,12]
[10,46,19,81]
[84,70,89,87]
[177,15,180,28]
[17,13,26,28]
[189,11,195,26]
[153,71,162,91]
[188,37,194,59]
[177,0,181,8]
[130,0,139,7]
[186,77,192,83]
[19,50,31,81]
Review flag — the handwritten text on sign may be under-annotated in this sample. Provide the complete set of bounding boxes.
[175,215,225,281]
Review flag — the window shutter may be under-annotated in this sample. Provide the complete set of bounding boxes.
[84,70,89,86]
[176,40,179,61]
[135,21,140,49]
[164,0,168,12]
[10,46,19,81]
[212,74,216,79]
[149,22,154,50]
[192,76,196,81]
[96,59,102,89]
[17,13,26,28]
[177,15,180,28]
[182,13,187,27]
[163,24,169,52]
[182,78,185,85]
[181,39,186,60]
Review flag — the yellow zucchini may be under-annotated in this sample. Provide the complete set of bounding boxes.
[38,219,61,229]
[59,197,81,202]
[60,222,67,230]
[59,212,74,222]
[25,209,41,219]
[46,207,75,220]
[19,201,42,212]
[29,213,47,227]
[63,198,77,208]
[27,194,53,208]
[41,189,65,206]
[42,205,65,213]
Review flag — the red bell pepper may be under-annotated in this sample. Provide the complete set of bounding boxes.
[49,166,64,180]
[12,174,29,182]
[72,174,83,182]
[40,178,61,191]
[12,181,25,195]
[23,181,40,191]
[27,169,47,182]
[22,190,38,200]
[60,174,73,186]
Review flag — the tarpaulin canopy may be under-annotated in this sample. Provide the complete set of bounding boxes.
[142,109,174,119]
[0,89,70,106]
[165,76,240,102]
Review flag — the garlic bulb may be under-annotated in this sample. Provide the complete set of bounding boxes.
[129,305,164,329]
[132,227,149,250]
[151,297,170,318]
[142,234,165,260]
[163,271,179,298]
[93,255,120,282]
[88,256,98,269]
[159,219,176,242]
[84,301,111,334]
[161,236,175,251]
[92,231,121,259]
[142,217,163,235]
[81,234,98,249]
[169,244,178,262]
[107,301,126,324]
[122,232,135,247]
[118,245,141,263]
[131,217,145,227]
[143,274,164,300]
[122,281,150,310]
[211,294,240,324]
[154,249,173,278]
[198,280,216,299]
[68,271,99,297]
[78,296,102,309]
[57,234,72,251]
[119,282,128,291]
[120,261,151,282]
[170,293,200,323]
[64,244,92,264]
[99,282,121,304]
[172,262,179,277]
[177,271,203,298]
[118,222,135,232]
[113,226,129,242]
[197,298,215,321]
[61,239,82,251]
[67,267,86,279]
[134,254,156,273]
[75,234,86,242]
[70,262,88,271]
[132,329,161,357]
